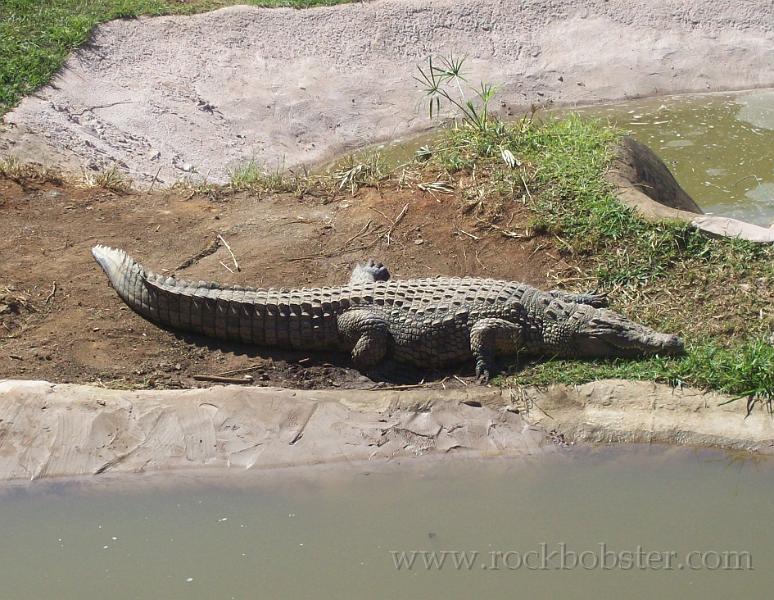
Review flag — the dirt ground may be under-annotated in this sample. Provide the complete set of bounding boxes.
[2,0,772,186]
[0,175,575,389]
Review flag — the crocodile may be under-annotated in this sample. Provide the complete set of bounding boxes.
[92,245,684,381]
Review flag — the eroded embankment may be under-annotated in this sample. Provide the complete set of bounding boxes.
[0,379,771,481]
[1,0,773,185]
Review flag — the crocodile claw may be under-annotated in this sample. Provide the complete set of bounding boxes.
[585,290,609,308]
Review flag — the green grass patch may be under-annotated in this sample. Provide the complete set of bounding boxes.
[0,0,352,115]
[418,109,773,400]
[503,337,774,401]
[228,158,292,192]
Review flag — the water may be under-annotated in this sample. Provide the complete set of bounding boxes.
[576,89,774,226]
[0,447,772,599]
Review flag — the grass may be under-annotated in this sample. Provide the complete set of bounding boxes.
[81,163,129,191]
[332,151,389,195]
[0,154,62,183]
[502,338,774,404]
[228,158,324,198]
[0,0,352,116]
[229,159,281,191]
[406,83,773,401]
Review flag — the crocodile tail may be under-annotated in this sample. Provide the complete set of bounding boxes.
[92,244,155,319]
[91,245,331,349]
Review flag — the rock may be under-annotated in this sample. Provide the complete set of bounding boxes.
[612,136,703,214]
[691,216,774,243]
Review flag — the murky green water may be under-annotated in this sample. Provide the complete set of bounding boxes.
[0,448,772,599]
[576,89,774,226]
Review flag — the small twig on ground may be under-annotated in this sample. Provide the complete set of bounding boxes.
[474,250,486,271]
[175,237,220,271]
[528,243,546,260]
[219,260,235,274]
[475,217,527,239]
[217,234,240,272]
[217,364,264,377]
[371,203,409,245]
[520,173,533,202]
[453,375,469,386]
[549,275,598,285]
[369,206,392,223]
[341,219,373,249]
[384,203,409,245]
[148,166,162,194]
[553,234,574,252]
[45,281,57,305]
[371,383,432,391]
[289,403,319,445]
[288,253,326,262]
[455,226,480,241]
[193,374,253,384]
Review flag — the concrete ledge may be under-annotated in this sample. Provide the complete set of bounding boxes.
[0,380,543,481]
[690,216,774,243]
[523,380,774,453]
[1,379,771,481]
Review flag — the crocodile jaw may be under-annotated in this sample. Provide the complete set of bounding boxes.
[572,308,685,358]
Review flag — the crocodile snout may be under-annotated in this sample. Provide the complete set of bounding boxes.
[659,334,685,355]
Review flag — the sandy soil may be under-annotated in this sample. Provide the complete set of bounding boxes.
[0,176,571,389]
[2,0,773,185]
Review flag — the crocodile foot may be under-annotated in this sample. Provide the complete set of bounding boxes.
[349,259,391,284]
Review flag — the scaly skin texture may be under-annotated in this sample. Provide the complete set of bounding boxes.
[92,246,684,381]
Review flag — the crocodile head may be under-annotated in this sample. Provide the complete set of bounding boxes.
[569,306,684,358]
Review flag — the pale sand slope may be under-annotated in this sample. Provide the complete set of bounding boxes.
[1,0,773,185]
[0,379,771,481]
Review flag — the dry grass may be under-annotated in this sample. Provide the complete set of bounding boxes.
[81,164,131,192]
[0,155,62,184]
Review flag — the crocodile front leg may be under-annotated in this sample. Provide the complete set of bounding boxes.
[337,309,391,369]
[469,318,524,383]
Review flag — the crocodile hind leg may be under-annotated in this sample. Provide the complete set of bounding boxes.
[469,318,524,383]
[349,259,391,284]
[548,289,608,308]
[337,309,391,369]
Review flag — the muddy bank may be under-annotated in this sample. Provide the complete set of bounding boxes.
[2,0,773,185]
[0,378,770,481]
